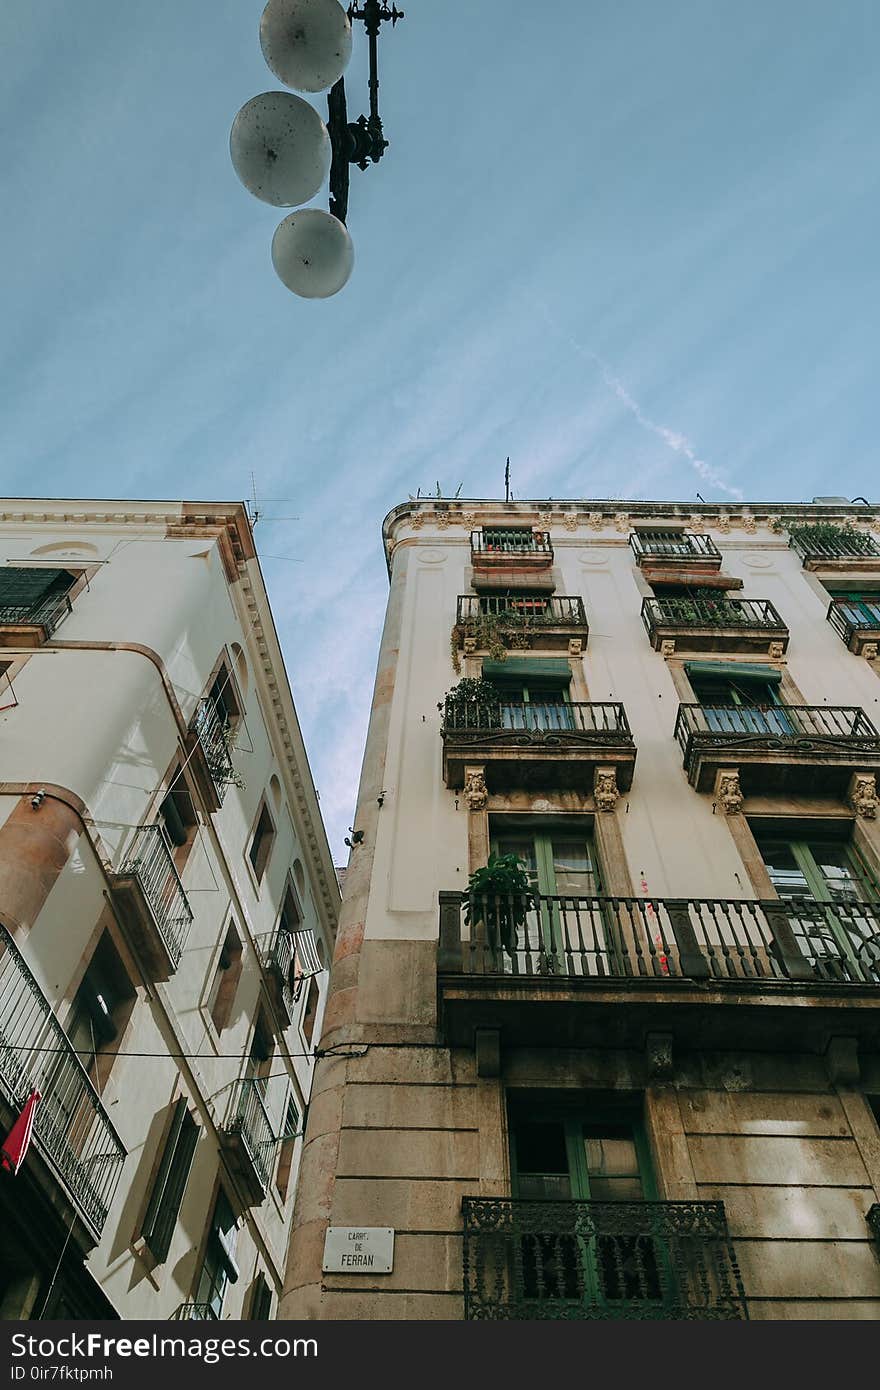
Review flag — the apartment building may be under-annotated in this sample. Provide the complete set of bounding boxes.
[282,497,880,1321]
[0,499,338,1320]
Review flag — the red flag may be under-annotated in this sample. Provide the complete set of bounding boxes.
[1,1089,41,1175]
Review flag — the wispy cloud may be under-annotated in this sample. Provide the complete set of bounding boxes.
[532,299,743,501]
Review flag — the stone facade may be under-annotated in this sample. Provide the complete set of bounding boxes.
[282,500,880,1321]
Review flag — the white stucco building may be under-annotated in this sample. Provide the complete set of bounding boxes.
[0,499,338,1320]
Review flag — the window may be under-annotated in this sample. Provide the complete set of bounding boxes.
[206,923,243,1033]
[60,934,135,1093]
[487,824,610,974]
[754,831,880,980]
[300,977,319,1045]
[0,566,77,629]
[140,1098,199,1262]
[483,657,573,731]
[687,662,791,736]
[249,1272,273,1321]
[248,802,275,882]
[509,1101,660,1309]
[194,1191,239,1319]
[824,585,880,627]
[158,770,198,865]
[275,1095,301,1201]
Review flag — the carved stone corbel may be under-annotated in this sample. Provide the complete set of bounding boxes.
[568,637,583,657]
[593,765,619,813]
[714,767,743,815]
[463,766,489,813]
[849,772,878,820]
[767,641,785,661]
[825,1036,860,1086]
[463,636,477,655]
[660,639,676,658]
[645,1032,674,1081]
[861,642,878,661]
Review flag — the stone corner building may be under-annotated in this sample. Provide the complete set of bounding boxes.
[281,497,880,1322]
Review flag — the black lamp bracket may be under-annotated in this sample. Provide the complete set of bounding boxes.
[328,1,404,224]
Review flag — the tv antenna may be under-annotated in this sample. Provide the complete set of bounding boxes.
[505,457,510,502]
[250,472,261,526]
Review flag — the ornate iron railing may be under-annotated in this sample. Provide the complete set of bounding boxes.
[263,928,295,1019]
[444,892,880,986]
[192,697,236,797]
[674,702,880,765]
[0,923,125,1237]
[642,596,786,634]
[827,598,880,644]
[119,825,193,968]
[222,1079,276,1194]
[629,532,721,564]
[789,529,880,563]
[443,699,631,739]
[169,1303,219,1321]
[461,1197,747,1320]
[0,591,72,634]
[457,594,587,626]
[471,529,553,560]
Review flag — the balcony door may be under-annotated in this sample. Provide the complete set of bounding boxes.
[492,830,617,974]
[688,667,792,736]
[756,835,880,981]
[499,683,574,732]
[828,588,880,628]
[510,1108,663,1314]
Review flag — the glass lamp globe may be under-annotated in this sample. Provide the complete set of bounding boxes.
[271,209,354,298]
[260,0,353,94]
[230,91,330,207]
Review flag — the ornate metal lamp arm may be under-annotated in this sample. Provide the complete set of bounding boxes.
[328,1,404,224]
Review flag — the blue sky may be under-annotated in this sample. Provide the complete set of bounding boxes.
[2,1,878,856]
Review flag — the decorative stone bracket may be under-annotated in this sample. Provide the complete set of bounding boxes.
[849,772,878,819]
[593,766,619,813]
[464,765,489,813]
[861,642,878,661]
[645,1032,674,1081]
[660,639,676,658]
[714,767,743,816]
[825,1036,860,1086]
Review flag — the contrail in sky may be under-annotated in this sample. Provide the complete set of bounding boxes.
[532,299,744,501]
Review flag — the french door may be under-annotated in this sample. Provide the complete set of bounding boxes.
[510,1110,663,1314]
[500,683,574,732]
[492,830,616,975]
[689,674,792,736]
[756,836,880,981]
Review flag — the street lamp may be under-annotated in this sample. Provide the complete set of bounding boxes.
[231,0,404,299]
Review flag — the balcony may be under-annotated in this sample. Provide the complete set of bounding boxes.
[0,922,125,1242]
[110,825,194,979]
[630,531,722,569]
[169,1303,218,1321]
[461,1197,746,1320]
[261,929,295,1030]
[438,891,880,1050]
[0,590,72,648]
[470,529,553,572]
[218,1079,275,1206]
[184,697,238,812]
[674,703,880,798]
[827,598,880,657]
[641,596,789,656]
[455,595,589,656]
[441,699,636,793]
[789,526,880,573]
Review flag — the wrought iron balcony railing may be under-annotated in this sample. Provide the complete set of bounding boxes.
[789,529,880,563]
[262,928,295,1026]
[444,891,880,986]
[461,1197,747,1320]
[119,825,194,969]
[827,598,880,647]
[642,596,786,635]
[0,922,125,1238]
[192,697,236,798]
[675,702,880,762]
[443,699,630,738]
[629,531,721,565]
[220,1078,276,1199]
[169,1303,219,1321]
[471,529,553,561]
[0,591,72,636]
[457,594,587,626]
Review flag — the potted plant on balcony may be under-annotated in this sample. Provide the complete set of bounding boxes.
[463,852,533,957]
[442,677,504,726]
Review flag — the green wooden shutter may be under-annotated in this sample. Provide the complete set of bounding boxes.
[482,657,571,685]
[141,1098,199,1262]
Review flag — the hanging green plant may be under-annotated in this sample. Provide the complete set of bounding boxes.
[787,520,877,554]
[463,852,533,956]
